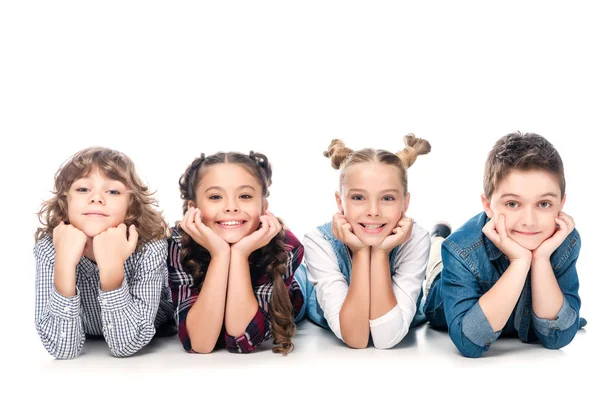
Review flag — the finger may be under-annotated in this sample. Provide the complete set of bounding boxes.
[271,215,282,232]
[399,216,414,235]
[183,210,202,238]
[264,216,278,237]
[341,223,354,240]
[193,209,206,230]
[559,213,575,232]
[497,215,508,240]
[482,219,500,243]
[332,213,345,239]
[128,225,139,251]
[555,216,568,235]
[260,215,272,232]
[267,215,281,231]
[182,208,193,226]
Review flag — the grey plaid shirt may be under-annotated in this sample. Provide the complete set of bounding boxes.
[34,235,174,359]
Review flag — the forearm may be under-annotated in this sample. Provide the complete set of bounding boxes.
[186,255,230,353]
[225,251,259,337]
[98,263,125,292]
[479,258,530,331]
[531,256,564,319]
[53,258,77,297]
[369,250,398,320]
[340,248,371,348]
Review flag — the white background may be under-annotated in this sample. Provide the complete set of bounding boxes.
[1,1,598,398]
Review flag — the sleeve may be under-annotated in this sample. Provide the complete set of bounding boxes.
[532,236,581,349]
[99,239,169,357]
[224,229,305,353]
[369,226,431,349]
[34,237,86,360]
[441,241,501,358]
[166,237,201,353]
[303,229,350,342]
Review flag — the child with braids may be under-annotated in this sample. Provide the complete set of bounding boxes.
[296,134,432,349]
[34,147,175,359]
[167,151,304,354]
[423,132,587,358]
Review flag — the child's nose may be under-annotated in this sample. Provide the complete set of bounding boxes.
[366,201,380,217]
[521,208,536,226]
[88,191,105,204]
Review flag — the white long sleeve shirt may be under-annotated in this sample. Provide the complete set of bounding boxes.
[303,223,431,349]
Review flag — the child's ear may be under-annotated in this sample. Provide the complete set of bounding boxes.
[263,199,269,215]
[481,194,493,218]
[559,193,566,211]
[187,200,196,210]
[335,191,344,215]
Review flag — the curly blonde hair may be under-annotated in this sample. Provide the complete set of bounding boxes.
[35,147,169,248]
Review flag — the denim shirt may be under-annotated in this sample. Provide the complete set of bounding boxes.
[429,212,583,358]
[297,221,426,330]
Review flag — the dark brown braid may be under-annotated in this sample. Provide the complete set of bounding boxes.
[177,151,296,354]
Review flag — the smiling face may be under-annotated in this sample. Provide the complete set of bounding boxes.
[66,168,130,237]
[482,169,565,251]
[336,162,409,246]
[190,163,266,244]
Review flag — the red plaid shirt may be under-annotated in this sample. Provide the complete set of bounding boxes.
[167,228,304,353]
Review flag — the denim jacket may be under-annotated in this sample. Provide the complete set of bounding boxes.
[424,212,584,358]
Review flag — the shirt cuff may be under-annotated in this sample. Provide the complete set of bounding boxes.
[369,304,402,328]
[225,307,268,353]
[462,302,502,348]
[49,286,81,318]
[532,297,577,336]
[98,276,131,313]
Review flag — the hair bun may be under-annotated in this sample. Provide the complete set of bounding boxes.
[323,139,353,170]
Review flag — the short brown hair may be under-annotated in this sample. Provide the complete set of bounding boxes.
[483,132,565,199]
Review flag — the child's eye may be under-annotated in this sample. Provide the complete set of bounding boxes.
[351,195,364,201]
[75,187,89,193]
[209,194,222,200]
[505,201,519,208]
[107,190,121,195]
[240,194,253,200]
[539,201,552,209]
[382,196,395,201]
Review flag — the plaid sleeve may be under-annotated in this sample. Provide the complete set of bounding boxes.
[98,239,169,358]
[166,231,201,352]
[224,229,305,353]
[34,236,86,360]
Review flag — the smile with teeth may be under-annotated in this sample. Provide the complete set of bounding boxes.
[217,220,246,229]
[359,223,386,233]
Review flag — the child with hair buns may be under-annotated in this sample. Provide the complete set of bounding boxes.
[295,134,432,349]
[167,151,304,355]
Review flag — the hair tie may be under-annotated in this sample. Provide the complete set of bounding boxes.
[249,151,266,168]
[191,153,206,170]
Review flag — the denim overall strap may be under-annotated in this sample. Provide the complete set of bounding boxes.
[316,221,398,278]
